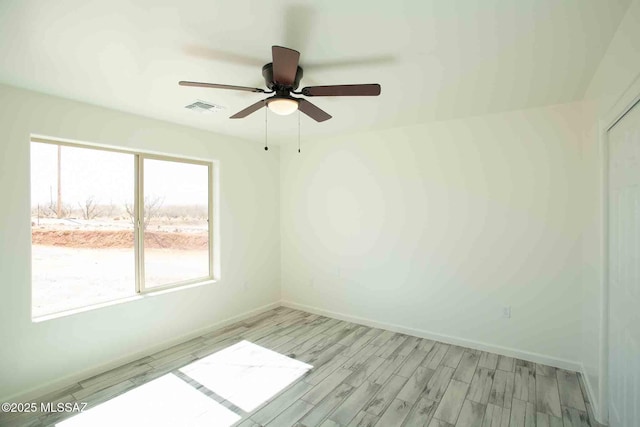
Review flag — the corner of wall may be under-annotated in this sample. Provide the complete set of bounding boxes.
[580,363,606,425]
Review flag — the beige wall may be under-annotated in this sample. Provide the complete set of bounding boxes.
[0,84,281,401]
[281,101,584,368]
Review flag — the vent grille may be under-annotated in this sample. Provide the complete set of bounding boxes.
[185,100,226,113]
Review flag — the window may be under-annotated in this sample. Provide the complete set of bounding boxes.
[142,158,210,288]
[30,138,214,318]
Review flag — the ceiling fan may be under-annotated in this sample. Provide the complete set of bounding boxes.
[179,46,381,122]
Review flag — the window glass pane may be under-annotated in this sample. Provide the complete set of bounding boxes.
[143,158,210,288]
[31,143,136,317]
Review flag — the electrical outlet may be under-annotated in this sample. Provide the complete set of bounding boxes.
[502,306,511,319]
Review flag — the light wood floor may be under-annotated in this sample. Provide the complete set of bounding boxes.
[1,307,597,427]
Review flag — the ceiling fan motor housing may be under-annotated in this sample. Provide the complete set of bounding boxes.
[262,63,304,90]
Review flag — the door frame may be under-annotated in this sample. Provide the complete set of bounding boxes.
[599,76,640,425]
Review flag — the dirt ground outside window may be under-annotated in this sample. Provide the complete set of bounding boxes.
[31,218,209,318]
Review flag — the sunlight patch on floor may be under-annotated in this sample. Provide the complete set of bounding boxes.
[179,340,313,412]
[56,374,240,427]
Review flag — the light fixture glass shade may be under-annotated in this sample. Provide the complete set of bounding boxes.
[267,98,299,115]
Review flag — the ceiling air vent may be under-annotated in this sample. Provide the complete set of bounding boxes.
[185,100,226,113]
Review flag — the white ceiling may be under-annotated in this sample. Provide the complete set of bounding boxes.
[0,0,631,144]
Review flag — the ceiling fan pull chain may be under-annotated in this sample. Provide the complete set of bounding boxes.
[264,104,269,151]
[298,110,301,153]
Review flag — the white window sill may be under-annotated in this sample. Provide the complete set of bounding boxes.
[32,279,216,323]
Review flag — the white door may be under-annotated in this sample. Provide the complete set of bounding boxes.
[608,100,640,427]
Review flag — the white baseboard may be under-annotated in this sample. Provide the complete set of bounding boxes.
[11,299,589,412]
[580,363,607,425]
[282,300,583,373]
[6,301,280,403]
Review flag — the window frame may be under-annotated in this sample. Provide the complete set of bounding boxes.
[30,135,217,315]
[136,153,215,293]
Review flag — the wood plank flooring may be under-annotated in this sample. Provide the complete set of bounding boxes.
[0,307,599,427]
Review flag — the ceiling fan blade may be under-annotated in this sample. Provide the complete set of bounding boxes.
[183,45,265,67]
[179,81,266,93]
[230,99,267,119]
[284,5,314,51]
[301,84,381,97]
[304,55,395,70]
[298,99,332,122]
[272,46,300,86]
